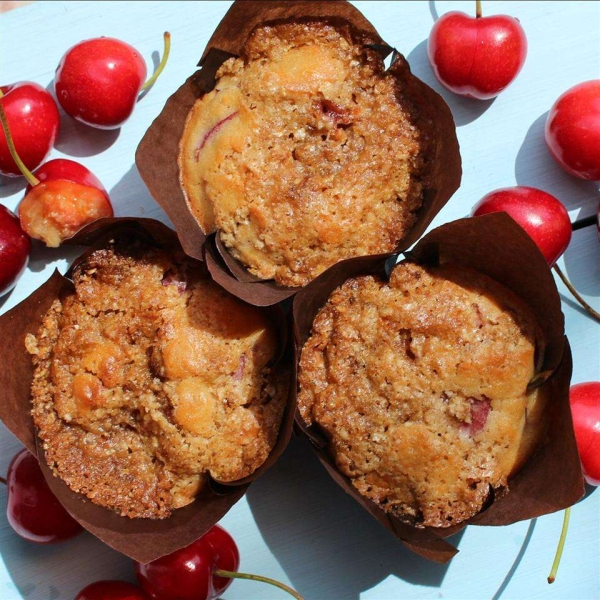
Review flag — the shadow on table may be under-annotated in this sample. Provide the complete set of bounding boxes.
[0,174,26,199]
[405,40,494,127]
[515,112,599,216]
[247,436,461,600]
[1,530,134,600]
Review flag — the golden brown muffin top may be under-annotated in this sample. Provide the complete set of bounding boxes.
[27,240,288,518]
[298,262,546,527]
[179,21,430,286]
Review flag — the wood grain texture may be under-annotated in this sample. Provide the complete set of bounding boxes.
[0,2,598,599]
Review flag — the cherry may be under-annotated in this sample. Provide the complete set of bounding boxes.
[0,104,113,247]
[55,33,171,129]
[0,204,30,297]
[0,82,59,177]
[428,0,527,100]
[134,524,302,600]
[545,80,600,180]
[472,186,600,322]
[569,382,600,487]
[472,186,571,266]
[548,382,599,584]
[75,581,150,600]
[4,448,83,543]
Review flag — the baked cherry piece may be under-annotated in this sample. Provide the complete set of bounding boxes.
[135,524,302,600]
[428,0,527,99]
[0,104,113,247]
[5,448,83,543]
[0,205,30,297]
[75,581,150,600]
[472,186,600,322]
[548,382,599,583]
[0,82,59,177]
[55,33,171,129]
[545,80,600,180]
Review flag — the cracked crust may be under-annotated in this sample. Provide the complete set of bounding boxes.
[27,240,289,518]
[298,262,547,527]
[179,21,431,286]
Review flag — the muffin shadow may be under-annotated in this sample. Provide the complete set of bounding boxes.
[246,435,459,600]
[405,40,494,127]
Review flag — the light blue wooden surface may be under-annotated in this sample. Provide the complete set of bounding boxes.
[0,2,599,599]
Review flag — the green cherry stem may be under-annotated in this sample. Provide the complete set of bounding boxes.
[0,103,40,187]
[215,569,304,600]
[553,265,600,322]
[548,506,571,584]
[140,32,171,93]
[0,88,4,98]
[476,0,483,18]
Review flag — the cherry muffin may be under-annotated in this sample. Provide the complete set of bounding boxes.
[179,21,435,287]
[298,261,546,528]
[26,239,288,519]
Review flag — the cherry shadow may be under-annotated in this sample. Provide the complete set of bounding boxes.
[515,112,598,216]
[246,436,461,600]
[28,240,82,274]
[562,225,600,302]
[45,81,121,158]
[406,40,494,127]
[0,528,136,600]
[0,174,26,199]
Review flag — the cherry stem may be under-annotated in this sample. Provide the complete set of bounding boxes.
[0,89,4,99]
[214,569,304,600]
[553,265,600,322]
[0,103,40,187]
[141,32,171,93]
[476,0,482,18]
[0,476,6,486]
[548,506,571,583]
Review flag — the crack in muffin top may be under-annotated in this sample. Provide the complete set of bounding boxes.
[179,21,431,286]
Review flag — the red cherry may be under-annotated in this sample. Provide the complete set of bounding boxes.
[134,525,239,600]
[55,33,170,129]
[75,581,151,600]
[0,204,30,297]
[471,186,571,266]
[570,382,600,487]
[0,82,59,177]
[545,80,600,180]
[6,448,83,543]
[428,2,527,100]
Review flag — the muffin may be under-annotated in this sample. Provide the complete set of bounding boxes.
[26,239,289,519]
[179,21,433,287]
[298,261,547,528]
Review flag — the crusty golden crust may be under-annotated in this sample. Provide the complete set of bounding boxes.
[298,262,546,528]
[179,21,431,286]
[27,241,288,519]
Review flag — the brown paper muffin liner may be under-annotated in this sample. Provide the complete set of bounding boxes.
[292,213,584,563]
[0,217,295,563]
[135,0,462,306]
